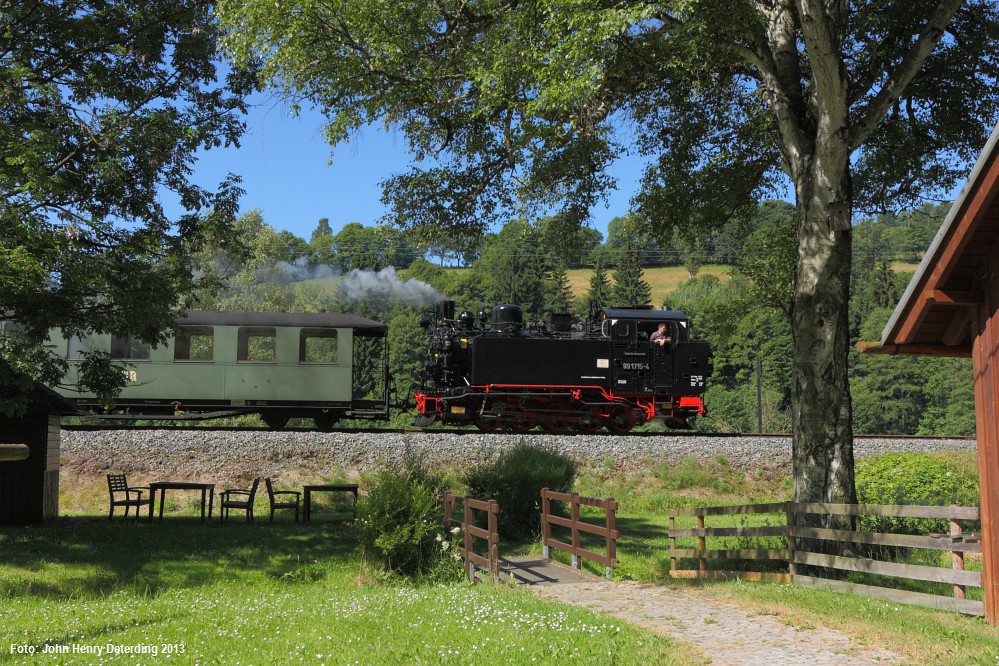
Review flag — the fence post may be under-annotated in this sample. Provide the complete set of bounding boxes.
[951,518,966,600]
[443,492,452,528]
[541,488,551,560]
[464,500,474,582]
[786,503,797,578]
[697,513,706,576]
[489,499,500,575]
[571,493,581,570]
[605,498,617,580]
[669,514,676,575]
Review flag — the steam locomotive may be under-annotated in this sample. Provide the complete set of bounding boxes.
[414,301,712,433]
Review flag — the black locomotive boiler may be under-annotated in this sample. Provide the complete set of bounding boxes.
[414,301,712,433]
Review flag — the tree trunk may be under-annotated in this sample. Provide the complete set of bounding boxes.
[791,162,857,525]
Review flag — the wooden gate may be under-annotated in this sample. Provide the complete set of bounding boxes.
[443,492,500,581]
[540,488,619,579]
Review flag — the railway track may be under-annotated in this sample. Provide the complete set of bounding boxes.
[58,423,974,440]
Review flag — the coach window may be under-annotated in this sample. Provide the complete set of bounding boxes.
[238,327,276,362]
[66,333,93,360]
[111,334,150,361]
[1,321,25,349]
[175,326,214,362]
[300,328,338,364]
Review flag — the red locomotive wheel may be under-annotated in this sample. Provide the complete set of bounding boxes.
[540,402,571,433]
[507,415,537,432]
[573,407,603,433]
[605,405,636,433]
[505,399,540,432]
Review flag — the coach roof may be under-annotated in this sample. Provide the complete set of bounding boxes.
[177,310,387,332]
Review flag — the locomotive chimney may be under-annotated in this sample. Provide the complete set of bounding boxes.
[436,300,455,321]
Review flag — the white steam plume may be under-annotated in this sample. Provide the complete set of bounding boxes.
[275,259,446,306]
[338,266,446,306]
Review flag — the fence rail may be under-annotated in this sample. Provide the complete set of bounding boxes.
[667,501,983,616]
[443,492,500,581]
[541,488,618,579]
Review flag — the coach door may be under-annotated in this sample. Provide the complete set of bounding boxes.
[351,326,389,417]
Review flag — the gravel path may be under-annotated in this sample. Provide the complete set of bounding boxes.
[529,580,908,665]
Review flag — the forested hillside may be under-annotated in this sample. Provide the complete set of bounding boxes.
[188,201,973,436]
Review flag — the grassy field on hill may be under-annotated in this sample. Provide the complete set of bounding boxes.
[436,265,734,308]
[566,265,731,307]
[441,261,916,311]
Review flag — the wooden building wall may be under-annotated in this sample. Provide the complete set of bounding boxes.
[0,412,60,525]
[972,248,999,622]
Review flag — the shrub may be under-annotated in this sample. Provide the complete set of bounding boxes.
[855,452,980,536]
[463,443,578,539]
[358,456,456,578]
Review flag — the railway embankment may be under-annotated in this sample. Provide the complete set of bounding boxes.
[60,429,976,487]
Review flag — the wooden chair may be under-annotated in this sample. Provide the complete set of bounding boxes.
[265,477,301,523]
[106,473,151,520]
[218,477,260,522]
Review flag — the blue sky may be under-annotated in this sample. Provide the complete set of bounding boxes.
[181,95,646,243]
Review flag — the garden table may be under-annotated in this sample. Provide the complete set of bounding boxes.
[303,484,358,523]
[149,481,216,521]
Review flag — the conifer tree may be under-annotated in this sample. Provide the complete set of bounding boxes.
[585,257,611,311]
[611,244,652,307]
[544,263,576,316]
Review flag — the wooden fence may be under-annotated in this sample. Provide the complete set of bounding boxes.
[668,502,983,616]
[443,491,500,581]
[541,488,619,579]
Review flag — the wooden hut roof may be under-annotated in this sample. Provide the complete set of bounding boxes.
[865,122,999,357]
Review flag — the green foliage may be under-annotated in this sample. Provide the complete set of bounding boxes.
[735,200,796,315]
[358,456,451,577]
[464,444,578,540]
[856,453,980,535]
[0,0,252,413]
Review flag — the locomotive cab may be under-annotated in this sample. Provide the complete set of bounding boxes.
[601,308,712,397]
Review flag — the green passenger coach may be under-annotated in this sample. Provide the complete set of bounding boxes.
[54,311,390,430]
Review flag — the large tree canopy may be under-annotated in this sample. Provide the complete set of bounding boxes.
[0,0,253,413]
[219,0,999,507]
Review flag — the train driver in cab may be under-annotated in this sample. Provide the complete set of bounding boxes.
[650,322,671,347]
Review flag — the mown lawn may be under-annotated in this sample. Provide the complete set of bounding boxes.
[0,519,692,665]
[7,453,999,665]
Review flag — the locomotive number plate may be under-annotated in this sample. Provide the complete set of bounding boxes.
[450,406,466,415]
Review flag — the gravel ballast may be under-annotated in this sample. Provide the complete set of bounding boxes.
[60,429,976,486]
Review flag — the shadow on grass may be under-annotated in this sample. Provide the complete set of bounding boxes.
[0,515,359,599]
